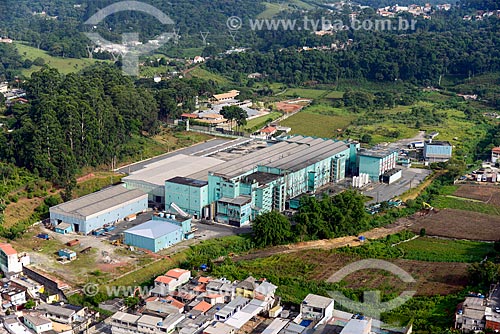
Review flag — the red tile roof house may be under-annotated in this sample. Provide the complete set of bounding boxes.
[260,126,277,137]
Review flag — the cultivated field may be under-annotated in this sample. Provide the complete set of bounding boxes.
[453,184,500,206]
[409,208,500,241]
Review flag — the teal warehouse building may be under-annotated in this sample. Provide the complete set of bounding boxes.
[357,148,398,181]
[124,215,193,252]
[164,136,359,226]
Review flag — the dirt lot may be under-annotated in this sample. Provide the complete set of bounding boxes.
[295,251,467,296]
[454,184,500,206]
[237,250,468,296]
[409,208,500,241]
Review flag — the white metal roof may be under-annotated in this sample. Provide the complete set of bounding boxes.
[123,154,224,185]
[49,185,146,219]
[124,220,180,239]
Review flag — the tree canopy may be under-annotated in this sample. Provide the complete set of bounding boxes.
[252,211,293,247]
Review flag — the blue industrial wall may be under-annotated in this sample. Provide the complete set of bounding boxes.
[424,144,452,158]
[124,227,183,253]
[50,196,147,235]
[165,182,208,218]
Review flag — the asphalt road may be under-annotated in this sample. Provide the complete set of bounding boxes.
[115,138,230,174]
[363,167,432,204]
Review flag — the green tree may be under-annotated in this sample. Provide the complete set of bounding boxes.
[252,211,292,247]
[468,261,500,287]
[24,299,35,309]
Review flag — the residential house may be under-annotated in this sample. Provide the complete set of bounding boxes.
[37,303,87,325]
[110,311,184,334]
[204,294,225,305]
[214,297,249,321]
[3,316,32,334]
[254,281,277,304]
[144,299,182,317]
[235,276,257,298]
[491,147,500,163]
[191,301,212,315]
[260,126,277,138]
[213,90,240,104]
[165,269,191,285]
[300,294,334,324]
[247,73,263,79]
[152,276,177,296]
[203,322,236,334]
[1,281,27,308]
[98,298,127,313]
[0,243,30,278]
[455,297,486,332]
[193,56,205,64]
[23,313,53,334]
[206,279,234,303]
[340,318,372,334]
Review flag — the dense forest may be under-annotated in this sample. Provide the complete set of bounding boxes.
[0,65,220,198]
[1,0,498,61]
[207,15,500,86]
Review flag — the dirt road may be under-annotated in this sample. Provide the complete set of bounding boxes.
[236,220,412,262]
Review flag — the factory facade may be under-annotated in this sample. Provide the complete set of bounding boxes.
[165,136,358,226]
[357,148,398,181]
[49,185,148,235]
[423,140,453,162]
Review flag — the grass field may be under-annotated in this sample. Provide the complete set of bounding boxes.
[15,42,106,76]
[245,112,282,130]
[281,109,356,138]
[258,2,286,18]
[432,196,500,216]
[283,88,329,99]
[189,67,230,85]
[397,237,494,263]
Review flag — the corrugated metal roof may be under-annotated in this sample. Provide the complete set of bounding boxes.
[205,136,350,178]
[124,154,224,185]
[50,185,146,219]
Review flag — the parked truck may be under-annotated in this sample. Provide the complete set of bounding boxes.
[408,141,424,149]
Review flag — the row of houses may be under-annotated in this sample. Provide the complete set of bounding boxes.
[455,293,500,332]
[108,268,374,334]
[2,302,97,334]
[0,242,99,334]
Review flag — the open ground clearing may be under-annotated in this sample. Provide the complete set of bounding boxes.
[453,184,500,206]
[232,250,468,297]
[409,208,500,241]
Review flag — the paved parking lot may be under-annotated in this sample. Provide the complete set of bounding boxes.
[363,167,432,204]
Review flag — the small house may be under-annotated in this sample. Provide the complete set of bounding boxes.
[58,249,76,261]
[55,223,73,234]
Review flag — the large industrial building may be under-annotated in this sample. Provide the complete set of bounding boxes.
[123,154,224,206]
[423,140,452,162]
[164,136,359,226]
[49,185,148,234]
[124,215,193,253]
[357,148,398,181]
